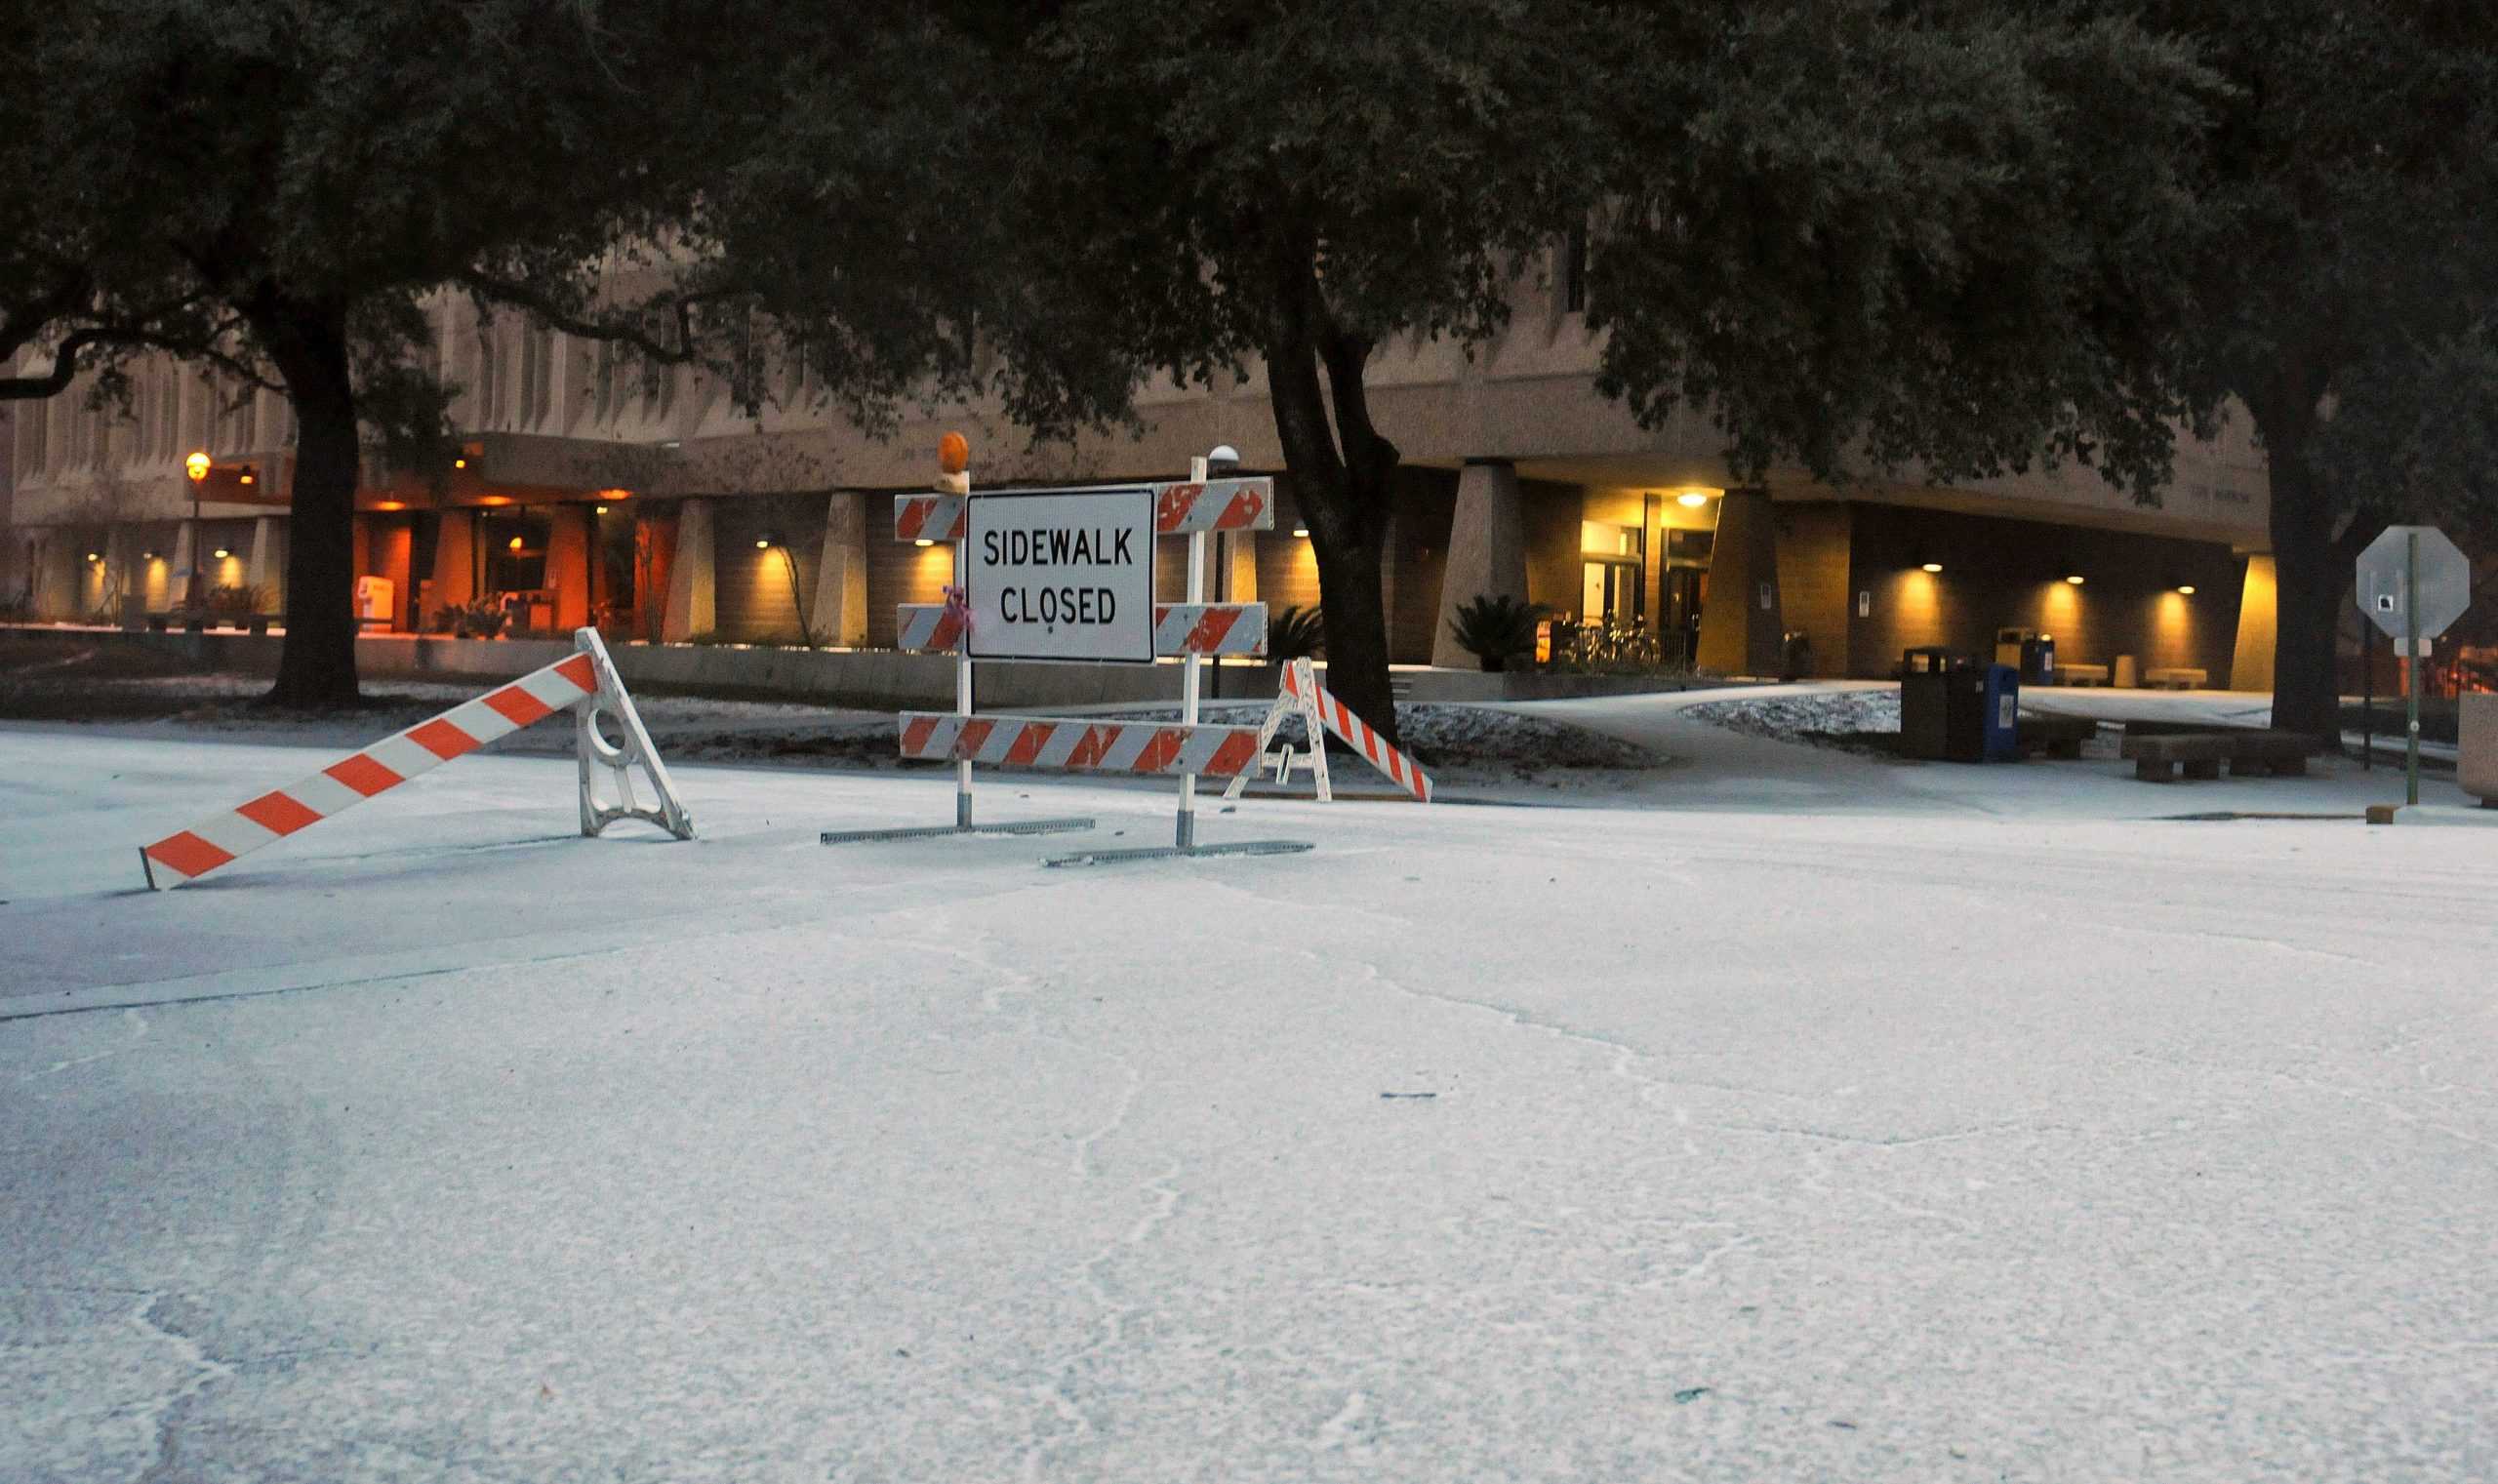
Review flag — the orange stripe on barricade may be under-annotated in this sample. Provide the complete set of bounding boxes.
[326,754,403,797]
[485,685,553,728]
[144,831,235,880]
[409,718,480,761]
[237,790,323,836]
[1004,722,1055,766]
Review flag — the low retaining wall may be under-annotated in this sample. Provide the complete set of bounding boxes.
[2464,693,2498,806]
[6,623,1722,709]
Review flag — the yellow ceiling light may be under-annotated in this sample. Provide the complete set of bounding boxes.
[2177,583,2196,596]
[1676,491,1711,507]
[2065,574,2086,585]
[212,547,230,559]
[1920,562,1943,574]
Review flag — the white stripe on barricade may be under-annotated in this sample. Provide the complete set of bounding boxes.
[899,713,1265,778]
[894,601,1267,659]
[139,628,691,890]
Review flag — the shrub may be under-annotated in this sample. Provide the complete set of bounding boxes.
[1268,604,1325,662]
[1447,593,1546,672]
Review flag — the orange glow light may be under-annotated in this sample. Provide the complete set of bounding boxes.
[374,500,407,512]
[478,496,512,506]
[507,536,525,551]
[595,488,631,501]
[184,451,211,482]
[939,431,970,475]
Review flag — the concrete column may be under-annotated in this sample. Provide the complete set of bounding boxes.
[248,517,285,614]
[429,509,476,622]
[1695,487,1784,677]
[809,492,868,646]
[662,497,715,642]
[1430,459,1530,668]
[548,504,594,631]
[1225,532,1258,602]
[104,527,141,625]
[168,521,200,610]
[2229,553,2276,694]
[34,535,78,619]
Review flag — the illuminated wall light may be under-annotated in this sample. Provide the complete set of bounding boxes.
[454,457,467,469]
[1920,562,1944,574]
[594,504,609,515]
[2176,584,2196,596]
[212,547,230,559]
[141,549,159,562]
[507,537,525,551]
[2064,574,2086,586]
[237,467,256,486]
[85,551,101,562]
[1676,491,1711,508]
[1292,526,1310,539]
[913,538,934,548]
[755,538,773,550]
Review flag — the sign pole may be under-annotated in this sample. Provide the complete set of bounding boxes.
[2406,529,2421,806]
[1177,455,1208,847]
[956,521,974,830]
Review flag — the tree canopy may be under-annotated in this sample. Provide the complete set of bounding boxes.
[756,0,2219,736]
[0,0,877,702]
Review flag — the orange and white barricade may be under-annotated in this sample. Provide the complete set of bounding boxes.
[1224,658,1433,804]
[139,628,692,890]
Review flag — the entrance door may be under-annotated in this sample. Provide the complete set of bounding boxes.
[1665,567,1706,663]
[1581,557,1643,629]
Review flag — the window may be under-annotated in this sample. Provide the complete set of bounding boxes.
[474,324,501,428]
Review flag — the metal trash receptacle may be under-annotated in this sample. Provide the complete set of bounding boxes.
[1901,647,1959,760]
[2020,633,2057,686]
[1780,628,1811,683]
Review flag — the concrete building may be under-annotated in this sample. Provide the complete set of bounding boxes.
[4,261,2275,689]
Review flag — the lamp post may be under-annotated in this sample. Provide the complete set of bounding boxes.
[181,451,210,609]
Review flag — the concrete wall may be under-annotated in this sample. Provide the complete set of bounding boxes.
[1844,504,2243,680]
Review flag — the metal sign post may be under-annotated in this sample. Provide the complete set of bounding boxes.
[1177,453,1211,848]
[2356,523,2472,810]
[2407,530,2422,805]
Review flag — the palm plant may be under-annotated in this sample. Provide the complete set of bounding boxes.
[1447,593,1546,672]
[1269,604,1326,662]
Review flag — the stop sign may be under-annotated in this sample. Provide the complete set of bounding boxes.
[2355,525,2472,639]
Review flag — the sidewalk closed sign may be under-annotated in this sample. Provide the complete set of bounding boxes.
[967,488,1157,662]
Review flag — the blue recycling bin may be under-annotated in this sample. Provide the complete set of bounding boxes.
[1980,663,2021,762]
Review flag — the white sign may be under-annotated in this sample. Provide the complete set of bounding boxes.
[967,488,1156,662]
[2356,525,2471,640]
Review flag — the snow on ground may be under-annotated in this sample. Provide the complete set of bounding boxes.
[3,711,2496,1483]
[1686,686,1906,750]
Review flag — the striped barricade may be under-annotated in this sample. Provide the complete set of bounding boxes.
[1280,659,1433,802]
[899,713,1264,779]
[892,601,1266,658]
[894,477,1272,543]
[139,628,692,890]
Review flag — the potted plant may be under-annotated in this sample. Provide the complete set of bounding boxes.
[1447,593,1546,672]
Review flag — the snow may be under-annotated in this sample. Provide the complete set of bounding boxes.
[4,707,2496,1483]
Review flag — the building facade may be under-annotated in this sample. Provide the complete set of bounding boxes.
[5,265,2276,687]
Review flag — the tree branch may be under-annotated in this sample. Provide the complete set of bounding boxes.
[456,270,718,364]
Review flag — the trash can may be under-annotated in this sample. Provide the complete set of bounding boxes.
[1994,626,2035,670]
[1979,663,2022,762]
[2019,633,2057,686]
[1780,628,1811,682]
[1900,647,1961,760]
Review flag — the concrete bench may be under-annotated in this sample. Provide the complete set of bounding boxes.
[2120,732,2232,781]
[2144,666,2209,690]
[2017,712,2100,759]
[2055,662,2112,687]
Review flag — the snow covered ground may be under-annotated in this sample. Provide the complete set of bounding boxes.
[4,713,2495,1483]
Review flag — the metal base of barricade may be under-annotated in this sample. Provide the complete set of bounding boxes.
[1043,839,1312,868]
[820,817,1095,845]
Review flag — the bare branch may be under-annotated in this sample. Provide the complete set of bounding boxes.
[456,270,718,365]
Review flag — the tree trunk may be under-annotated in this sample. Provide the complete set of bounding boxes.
[2258,399,2344,742]
[1257,237,1402,743]
[251,296,364,707]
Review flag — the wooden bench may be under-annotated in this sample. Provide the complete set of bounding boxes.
[2144,666,2209,690]
[2223,729,2310,777]
[2017,712,2100,759]
[2120,732,2232,781]
[2121,728,2310,781]
[2054,662,2112,687]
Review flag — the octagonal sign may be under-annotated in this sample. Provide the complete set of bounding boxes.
[2356,525,2471,639]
